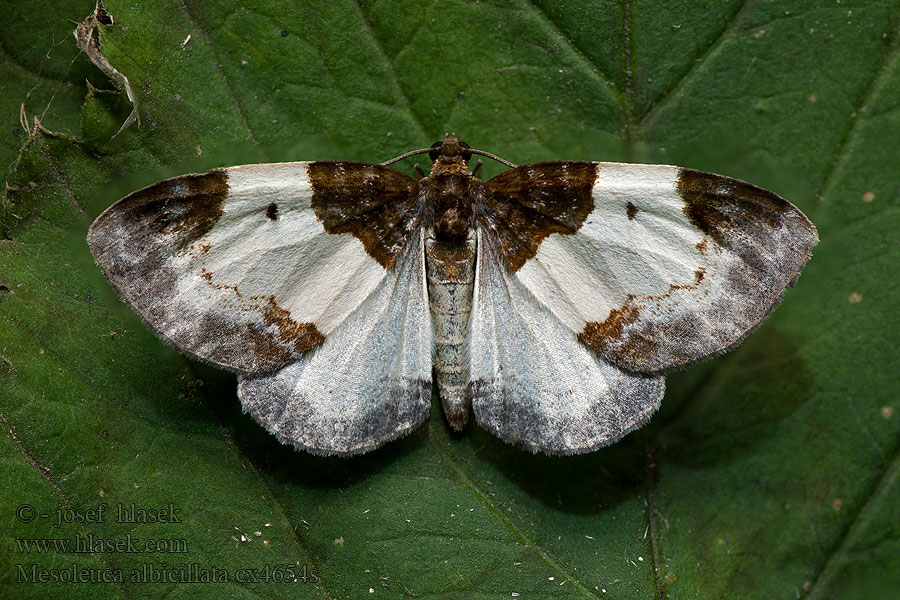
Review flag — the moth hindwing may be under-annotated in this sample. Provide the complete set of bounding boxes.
[88,135,818,456]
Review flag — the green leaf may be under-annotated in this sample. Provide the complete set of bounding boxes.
[2,1,898,598]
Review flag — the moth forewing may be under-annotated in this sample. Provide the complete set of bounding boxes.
[485,161,818,375]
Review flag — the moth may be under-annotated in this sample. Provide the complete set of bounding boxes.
[88,135,818,456]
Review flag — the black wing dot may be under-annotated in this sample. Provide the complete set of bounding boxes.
[626,202,638,220]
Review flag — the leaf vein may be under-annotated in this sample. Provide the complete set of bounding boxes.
[645,446,667,600]
[348,0,430,142]
[0,409,134,600]
[623,0,636,160]
[814,15,900,208]
[522,0,623,106]
[175,0,267,155]
[639,0,753,129]
[428,435,601,599]
[806,434,900,598]
[207,415,332,594]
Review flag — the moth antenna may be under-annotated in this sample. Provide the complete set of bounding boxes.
[380,148,434,166]
[466,149,517,169]
[380,146,518,169]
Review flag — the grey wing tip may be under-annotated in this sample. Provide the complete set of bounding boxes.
[257,413,429,458]
[238,375,432,457]
[471,375,665,456]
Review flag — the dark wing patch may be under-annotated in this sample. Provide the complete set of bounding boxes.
[105,170,229,250]
[309,161,420,270]
[678,168,794,271]
[579,303,642,351]
[89,170,228,288]
[481,162,596,272]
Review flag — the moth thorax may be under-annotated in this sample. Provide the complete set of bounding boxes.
[430,173,477,240]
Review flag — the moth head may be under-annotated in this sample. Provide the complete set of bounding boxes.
[429,135,472,164]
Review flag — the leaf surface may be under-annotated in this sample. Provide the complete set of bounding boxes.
[2,1,898,598]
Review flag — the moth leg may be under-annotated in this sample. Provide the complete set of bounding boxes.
[414,163,426,181]
[470,159,483,179]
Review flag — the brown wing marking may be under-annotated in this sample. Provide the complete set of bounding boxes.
[197,269,325,370]
[308,161,420,270]
[482,162,596,272]
[578,269,708,368]
[108,170,229,251]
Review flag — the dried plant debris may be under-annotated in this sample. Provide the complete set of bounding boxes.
[74,1,139,135]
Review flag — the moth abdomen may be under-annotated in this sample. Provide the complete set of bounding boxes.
[424,230,476,431]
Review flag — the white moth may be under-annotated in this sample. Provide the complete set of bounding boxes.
[88,136,818,456]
